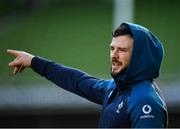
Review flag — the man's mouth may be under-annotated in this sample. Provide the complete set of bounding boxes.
[112,60,122,68]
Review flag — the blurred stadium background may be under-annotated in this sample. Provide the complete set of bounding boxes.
[0,0,180,127]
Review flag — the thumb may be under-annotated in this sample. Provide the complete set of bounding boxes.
[8,58,22,67]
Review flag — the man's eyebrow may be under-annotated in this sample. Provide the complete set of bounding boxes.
[109,45,128,49]
[118,47,128,51]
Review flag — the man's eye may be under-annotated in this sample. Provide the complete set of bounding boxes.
[118,48,127,52]
[110,47,114,51]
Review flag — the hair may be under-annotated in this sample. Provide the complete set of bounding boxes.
[112,23,133,38]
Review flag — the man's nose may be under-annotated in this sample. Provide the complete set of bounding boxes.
[111,50,119,59]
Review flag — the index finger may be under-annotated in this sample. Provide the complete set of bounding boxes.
[7,49,20,57]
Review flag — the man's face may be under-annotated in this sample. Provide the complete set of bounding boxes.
[110,35,133,76]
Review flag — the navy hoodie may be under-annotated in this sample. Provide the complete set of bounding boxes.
[31,22,168,128]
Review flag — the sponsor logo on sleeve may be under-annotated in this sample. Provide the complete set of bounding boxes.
[140,105,155,119]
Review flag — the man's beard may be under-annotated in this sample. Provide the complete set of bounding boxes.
[110,57,129,77]
[111,66,128,78]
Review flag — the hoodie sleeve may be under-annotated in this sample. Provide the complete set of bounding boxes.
[128,95,167,128]
[31,56,107,105]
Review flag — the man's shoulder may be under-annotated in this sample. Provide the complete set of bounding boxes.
[104,79,116,90]
[94,79,116,91]
[128,80,158,105]
[128,80,164,111]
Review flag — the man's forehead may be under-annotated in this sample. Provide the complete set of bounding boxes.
[110,36,133,48]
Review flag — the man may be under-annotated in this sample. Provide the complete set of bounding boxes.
[7,22,168,128]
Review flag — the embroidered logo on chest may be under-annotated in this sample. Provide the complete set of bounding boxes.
[116,101,124,113]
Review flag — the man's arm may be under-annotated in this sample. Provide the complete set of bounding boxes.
[7,49,107,104]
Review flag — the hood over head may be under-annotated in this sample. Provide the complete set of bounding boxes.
[113,22,164,85]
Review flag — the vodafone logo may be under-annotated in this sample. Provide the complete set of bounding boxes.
[142,105,152,114]
[140,104,154,119]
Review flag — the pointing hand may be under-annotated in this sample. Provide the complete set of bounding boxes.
[7,49,34,75]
